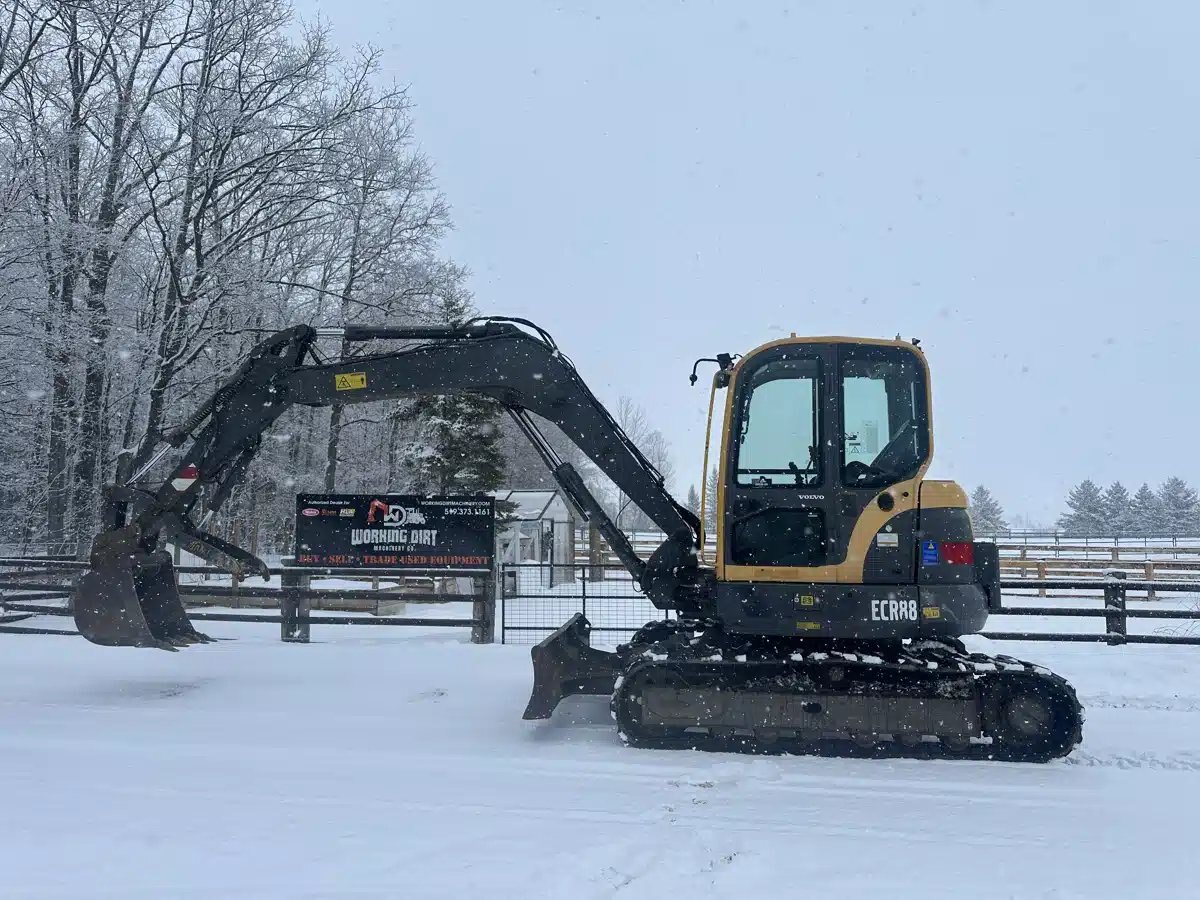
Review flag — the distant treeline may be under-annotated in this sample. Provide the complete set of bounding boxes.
[969,478,1200,538]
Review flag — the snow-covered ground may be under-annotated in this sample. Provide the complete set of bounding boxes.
[3,619,1200,898]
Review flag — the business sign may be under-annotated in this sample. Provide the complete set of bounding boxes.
[294,494,495,570]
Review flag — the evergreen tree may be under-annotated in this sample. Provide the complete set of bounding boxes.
[967,485,1008,535]
[395,394,507,495]
[703,465,719,534]
[393,295,508,497]
[1057,479,1107,535]
[1101,482,1135,536]
[685,484,701,516]
[1130,483,1165,536]
[1158,476,1200,536]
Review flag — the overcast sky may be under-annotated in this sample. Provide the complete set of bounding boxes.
[296,1,1198,524]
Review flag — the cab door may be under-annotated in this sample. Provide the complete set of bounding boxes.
[720,344,837,574]
[834,344,931,583]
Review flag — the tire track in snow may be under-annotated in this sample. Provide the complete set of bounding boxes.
[5,773,1048,850]
[0,729,1085,811]
[1063,751,1200,771]
[1079,694,1200,713]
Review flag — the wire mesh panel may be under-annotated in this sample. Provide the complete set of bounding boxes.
[500,563,665,646]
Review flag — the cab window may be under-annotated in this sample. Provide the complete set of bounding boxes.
[841,348,929,488]
[734,356,821,487]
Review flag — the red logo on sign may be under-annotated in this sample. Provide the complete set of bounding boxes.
[301,507,320,517]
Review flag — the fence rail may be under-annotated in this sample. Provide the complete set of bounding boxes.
[0,558,496,643]
[8,555,1200,650]
[500,563,1200,647]
[573,535,1200,569]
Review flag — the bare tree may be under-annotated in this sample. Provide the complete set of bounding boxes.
[610,395,675,532]
[319,91,451,489]
[0,1,58,95]
[70,1,205,543]
[0,0,471,553]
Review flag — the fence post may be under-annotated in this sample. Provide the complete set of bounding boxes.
[281,568,310,643]
[1104,570,1127,646]
[1037,561,1047,597]
[1145,560,1156,600]
[472,570,496,644]
[589,521,604,581]
[581,564,588,623]
[498,566,506,645]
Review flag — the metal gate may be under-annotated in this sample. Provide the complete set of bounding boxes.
[499,562,666,645]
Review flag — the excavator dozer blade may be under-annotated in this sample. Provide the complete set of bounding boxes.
[523,613,623,719]
[74,551,213,650]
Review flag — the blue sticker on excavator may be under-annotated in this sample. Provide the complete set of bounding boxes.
[921,540,939,565]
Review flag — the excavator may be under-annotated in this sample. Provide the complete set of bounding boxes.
[74,317,1083,762]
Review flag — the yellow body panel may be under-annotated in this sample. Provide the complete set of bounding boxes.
[713,336,936,585]
[919,480,968,509]
[720,476,923,584]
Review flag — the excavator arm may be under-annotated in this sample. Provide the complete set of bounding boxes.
[74,318,705,650]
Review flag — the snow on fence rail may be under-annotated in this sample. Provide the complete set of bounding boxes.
[0,558,497,644]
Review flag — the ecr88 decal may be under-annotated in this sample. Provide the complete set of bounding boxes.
[870,598,918,621]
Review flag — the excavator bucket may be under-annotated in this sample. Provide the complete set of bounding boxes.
[523,613,623,719]
[74,545,212,650]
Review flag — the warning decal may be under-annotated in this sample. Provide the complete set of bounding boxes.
[170,463,200,492]
[335,372,367,391]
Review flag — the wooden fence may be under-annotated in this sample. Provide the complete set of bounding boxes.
[6,553,1200,650]
[0,558,496,644]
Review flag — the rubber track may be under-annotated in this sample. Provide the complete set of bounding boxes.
[610,624,1084,763]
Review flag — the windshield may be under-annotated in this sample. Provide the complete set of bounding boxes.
[734,356,821,487]
[841,347,929,488]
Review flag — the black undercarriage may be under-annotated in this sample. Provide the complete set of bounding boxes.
[527,615,1084,763]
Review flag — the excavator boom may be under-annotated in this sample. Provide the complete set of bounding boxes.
[74,318,702,650]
